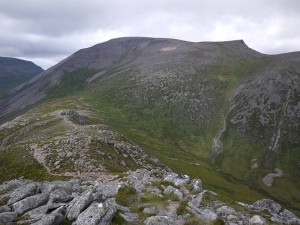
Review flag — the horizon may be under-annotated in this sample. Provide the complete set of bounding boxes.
[0,0,300,69]
[19,37,300,70]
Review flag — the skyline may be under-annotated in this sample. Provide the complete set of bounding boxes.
[0,0,299,69]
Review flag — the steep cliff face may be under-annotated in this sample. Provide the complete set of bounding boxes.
[0,37,299,210]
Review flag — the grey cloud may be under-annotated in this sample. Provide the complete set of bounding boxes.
[0,0,299,69]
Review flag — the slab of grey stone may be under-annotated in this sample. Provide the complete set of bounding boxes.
[0,205,11,213]
[12,192,49,215]
[252,199,281,214]
[73,202,108,225]
[0,212,17,224]
[8,182,40,205]
[144,215,175,225]
[66,189,93,221]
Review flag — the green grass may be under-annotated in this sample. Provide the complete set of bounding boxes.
[111,210,128,225]
[0,47,299,215]
[177,200,188,215]
[115,186,137,207]
[140,191,179,205]
[0,196,9,206]
[0,147,62,183]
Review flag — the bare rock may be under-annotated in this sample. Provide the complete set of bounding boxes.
[163,186,183,200]
[66,189,94,221]
[187,203,217,221]
[191,179,202,192]
[252,199,281,214]
[0,212,17,224]
[144,215,175,225]
[12,192,49,216]
[0,205,11,213]
[249,215,265,225]
[8,182,41,205]
[120,211,139,222]
[164,172,190,186]
[49,189,73,204]
[216,205,236,216]
[31,206,65,225]
[279,209,300,224]
[73,202,109,225]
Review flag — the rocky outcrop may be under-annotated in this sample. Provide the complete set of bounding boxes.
[252,199,281,214]
[144,215,175,225]
[0,169,299,225]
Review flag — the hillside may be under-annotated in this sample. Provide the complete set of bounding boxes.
[0,57,43,100]
[0,37,299,215]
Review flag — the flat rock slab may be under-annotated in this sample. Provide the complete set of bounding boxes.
[73,202,109,225]
[12,193,49,216]
[0,212,17,224]
[66,189,93,221]
[144,215,175,225]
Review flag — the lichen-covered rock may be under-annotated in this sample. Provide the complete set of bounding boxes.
[31,207,65,225]
[189,192,204,208]
[252,199,281,214]
[120,211,139,222]
[94,181,125,198]
[279,209,300,224]
[187,204,217,221]
[0,212,17,224]
[66,189,94,221]
[163,186,183,200]
[0,179,32,193]
[48,189,73,204]
[249,215,265,225]
[0,205,11,213]
[41,181,73,194]
[12,192,49,215]
[144,215,175,225]
[191,179,202,192]
[72,202,109,225]
[8,182,41,205]
[216,205,236,216]
[164,172,190,186]
[143,207,157,214]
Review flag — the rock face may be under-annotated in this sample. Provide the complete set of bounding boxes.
[66,189,94,220]
[0,168,299,225]
[144,215,175,225]
[252,199,281,214]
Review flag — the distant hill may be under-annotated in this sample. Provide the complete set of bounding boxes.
[0,56,43,99]
[0,37,299,212]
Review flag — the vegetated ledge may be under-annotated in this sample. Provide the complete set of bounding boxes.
[0,168,299,225]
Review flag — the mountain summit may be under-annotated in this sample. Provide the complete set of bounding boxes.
[0,37,299,212]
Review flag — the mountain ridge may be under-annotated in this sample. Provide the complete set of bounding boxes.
[0,56,43,100]
[0,37,299,213]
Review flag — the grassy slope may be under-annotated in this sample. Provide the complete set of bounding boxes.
[0,47,299,213]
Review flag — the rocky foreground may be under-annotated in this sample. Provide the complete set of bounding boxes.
[0,169,299,225]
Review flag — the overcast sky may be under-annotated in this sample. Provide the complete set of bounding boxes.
[0,0,299,69]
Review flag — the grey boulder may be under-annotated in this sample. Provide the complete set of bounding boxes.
[73,202,109,225]
[249,215,265,225]
[144,215,175,225]
[252,199,281,214]
[7,182,40,205]
[0,205,11,213]
[66,189,94,221]
[0,212,17,224]
[12,192,49,215]
[164,173,190,186]
[191,179,202,192]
